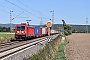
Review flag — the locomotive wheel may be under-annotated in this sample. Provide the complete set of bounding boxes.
[24,37,27,40]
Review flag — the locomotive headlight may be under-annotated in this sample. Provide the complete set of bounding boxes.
[17,31,19,33]
[22,31,24,33]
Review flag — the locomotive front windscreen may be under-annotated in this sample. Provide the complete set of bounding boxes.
[17,26,25,31]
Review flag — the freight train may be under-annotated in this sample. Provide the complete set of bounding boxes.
[14,23,58,40]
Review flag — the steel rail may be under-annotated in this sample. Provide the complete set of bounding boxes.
[0,37,47,59]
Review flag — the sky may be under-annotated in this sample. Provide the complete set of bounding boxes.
[0,0,90,25]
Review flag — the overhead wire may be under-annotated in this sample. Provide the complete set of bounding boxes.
[0,8,30,20]
[12,11,24,20]
[0,4,26,17]
[0,9,29,19]
[0,9,9,14]
[0,4,23,12]
[16,0,40,12]
[16,0,50,19]
[5,0,41,19]
[0,8,23,16]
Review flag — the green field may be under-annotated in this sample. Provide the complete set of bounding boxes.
[0,33,15,43]
[0,32,15,38]
[0,34,14,38]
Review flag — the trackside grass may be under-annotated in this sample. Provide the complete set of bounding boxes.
[54,40,69,60]
[26,34,65,60]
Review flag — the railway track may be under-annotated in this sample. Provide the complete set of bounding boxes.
[0,34,59,60]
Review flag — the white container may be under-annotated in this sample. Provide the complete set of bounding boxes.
[51,30,55,34]
[42,28,46,34]
[56,31,59,33]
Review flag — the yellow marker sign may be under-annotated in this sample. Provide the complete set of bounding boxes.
[46,22,52,27]
[46,22,52,36]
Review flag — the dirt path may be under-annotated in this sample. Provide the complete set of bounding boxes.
[65,33,90,60]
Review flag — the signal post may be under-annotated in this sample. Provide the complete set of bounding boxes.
[46,22,52,42]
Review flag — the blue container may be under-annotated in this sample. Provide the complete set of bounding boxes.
[34,26,40,34]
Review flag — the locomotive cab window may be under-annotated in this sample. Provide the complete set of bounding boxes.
[17,26,25,31]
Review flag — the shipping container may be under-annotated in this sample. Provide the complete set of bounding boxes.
[40,28,42,36]
[45,27,48,34]
[34,26,40,34]
[51,30,55,34]
[42,27,48,36]
[56,31,59,34]
[36,28,42,37]
[42,28,46,34]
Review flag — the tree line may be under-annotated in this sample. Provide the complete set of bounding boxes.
[0,26,10,32]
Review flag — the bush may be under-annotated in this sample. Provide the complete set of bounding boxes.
[64,31,69,36]
[67,30,71,35]
[64,30,71,36]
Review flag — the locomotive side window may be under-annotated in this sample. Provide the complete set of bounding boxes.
[17,26,25,31]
